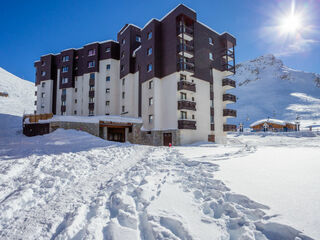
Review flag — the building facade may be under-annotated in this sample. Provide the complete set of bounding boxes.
[34,4,237,145]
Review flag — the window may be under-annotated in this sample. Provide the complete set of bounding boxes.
[41,61,45,66]
[106,76,110,81]
[192,114,195,120]
[122,78,125,86]
[41,82,45,87]
[210,115,214,123]
[75,99,77,104]
[181,111,187,119]
[90,73,95,79]
[121,65,124,71]
[106,47,111,52]
[121,51,125,59]
[62,89,66,95]
[148,80,153,89]
[89,86,95,91]
[180,74,186,81]
[106,101,110,106]
[35,91,37,96]
[89,97,94,103]
[209,37,213,45]
[106,88,110,93]
[122,38,125,45]
[75,88,77,93]
[147,48,152,56]
[122,91,125,99]
[62,111,66,116]
[147,32,152,40]
[148,115,153,123]
[122,105,125,113]
[147,64,152,72]
[210,99,214,107]
[41,71,46,76]
[62,56,69,62]
[209,52,213,61]
[106,64,111,70]
[61,101,66,106]
[180,92,187,100]
[62,77,68,84]
[62,66,68,73]
[88,61,95,68]
[34,100,37,105]
[149,97,153,106]
[41,92,45,98]
[88,49,96,56]
[74,110,77,115]
[89,110,94,116]
[192,97,195,102]
[210,84,213,92]
[136,35,141,42]
[41,105,45,109]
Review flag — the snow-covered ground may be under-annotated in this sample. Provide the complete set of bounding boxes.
[1,112,319,239]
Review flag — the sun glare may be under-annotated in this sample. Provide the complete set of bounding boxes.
[280,13,302,34]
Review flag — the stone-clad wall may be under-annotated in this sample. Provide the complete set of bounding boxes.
[48,121,180,146]
[127,123,180,146]
[50,121,99,137]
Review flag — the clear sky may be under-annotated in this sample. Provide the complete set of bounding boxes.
[0,0,319,83]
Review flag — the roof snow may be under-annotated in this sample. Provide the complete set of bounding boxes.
[250,118,295,127]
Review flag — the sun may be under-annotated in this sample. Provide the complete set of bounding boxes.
[279,13,302,34]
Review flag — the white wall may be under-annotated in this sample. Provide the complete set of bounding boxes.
[120,72,139,118]
[212,69,228,144]
[37,79,53,114]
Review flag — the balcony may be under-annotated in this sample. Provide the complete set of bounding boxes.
[177,25,193,41]
[88,103,94,110]
[177,62,194,73]
[177,81,196,92]
[222,63,235,75]
[89,90,95,98]
[89,78,95,86]
[223,109,237,118]
[221,49,234,62]
[178,120,196,130]
[178,100,196,111]
[222,78,236,90]
[61,105,66,113]
[224,124,237,132]
[61,94,66,101]
[223,93,236,103]
[210,107,214,116]
[211,124,215,131]
[178,44,194,58]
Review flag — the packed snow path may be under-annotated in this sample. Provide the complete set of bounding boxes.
[0,126,318,239]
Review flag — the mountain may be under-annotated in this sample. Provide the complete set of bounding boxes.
[0,67,35,116]
[228,54,320,128]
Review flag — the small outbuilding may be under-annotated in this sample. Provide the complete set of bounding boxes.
[250,118,297,132]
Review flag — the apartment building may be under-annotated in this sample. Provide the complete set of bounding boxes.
[34,4,237,145]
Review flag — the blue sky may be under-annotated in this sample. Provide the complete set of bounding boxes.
[0,0,319,82]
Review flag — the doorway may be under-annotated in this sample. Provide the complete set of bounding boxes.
[107,127,125,142]
[163,133,172,146]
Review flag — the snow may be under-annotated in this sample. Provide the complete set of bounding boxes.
[215,132,320,240]
[0,67,35,116]
[230,54,320,128]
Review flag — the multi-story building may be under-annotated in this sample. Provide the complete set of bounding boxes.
[34,4,236,145]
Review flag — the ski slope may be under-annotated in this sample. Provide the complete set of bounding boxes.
[229,54,320,129]
[0,67,35,116]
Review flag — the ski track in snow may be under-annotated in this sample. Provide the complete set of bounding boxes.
[1,129,317,239]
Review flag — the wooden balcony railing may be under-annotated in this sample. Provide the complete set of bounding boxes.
[223,93,236,103]
[223,109,237,117]
[178,100,196,111]
[178,120,196,130]
[89,90,95,98]
[223,124,237,132]
[177,81,196,92]
[222,78,236,88]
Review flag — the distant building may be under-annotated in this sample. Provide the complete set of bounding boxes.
[33,4,237,145]
[250,119,296,132]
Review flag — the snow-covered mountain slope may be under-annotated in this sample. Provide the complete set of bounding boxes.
[229,55,320,128]
[0,67,35,116]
